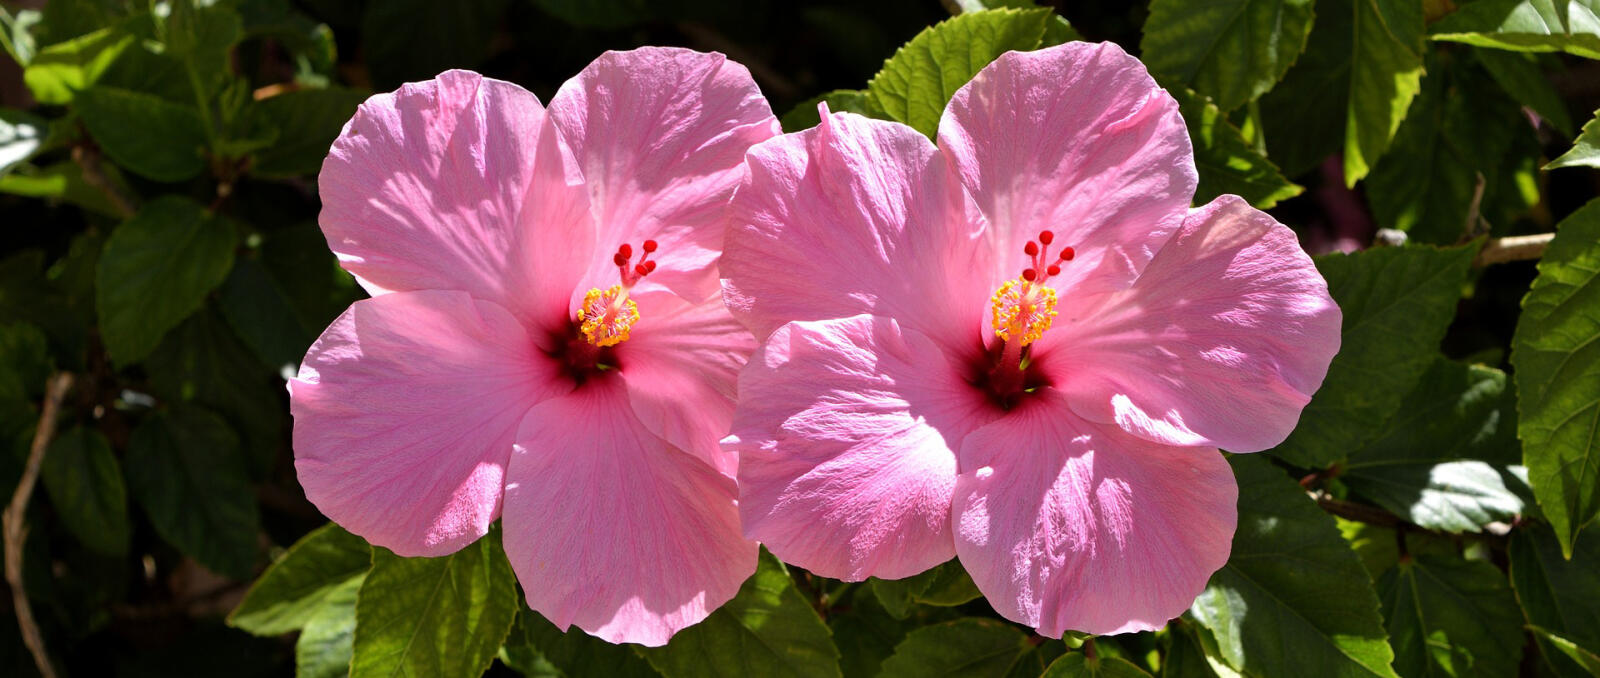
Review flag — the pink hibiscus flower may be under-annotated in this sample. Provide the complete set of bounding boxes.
[288,48,779,645]
[721,42,1341,636]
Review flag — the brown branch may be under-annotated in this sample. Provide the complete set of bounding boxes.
[71,145,136,219]
[4,373,74,678]
[1315,495,1402,528]
[1474,233,1555,267]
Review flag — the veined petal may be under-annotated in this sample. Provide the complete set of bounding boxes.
[290,290,567,557]
[618,289,756,477]
[723,110,992,352]
[504,380,756,647]
[547,47,780,302]
[954,391,1236,637]
[1043,195,1341,453]
[731,315,997,581]
[938,41,1196,296]
[319,71,567,320]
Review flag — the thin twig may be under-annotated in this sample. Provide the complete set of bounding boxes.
[4,373,74,678]
[71,145,136,219]
[1315,495,1401,528]
[1475,233,1555,267]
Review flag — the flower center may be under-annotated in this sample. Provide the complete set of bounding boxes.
[988,230,1073,347]
[980,230,1074,407]
[576,239,659,347]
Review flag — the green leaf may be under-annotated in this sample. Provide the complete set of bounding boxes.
[1171,86,1302,209]
[76,86,207,182]
[1509,522,1600,677]
[147,309,286,479]
[1527,626,1600,676]
[229,523,372,636]
[350,528,517,678]
[218,258,314,371]
[501,606,659,678]
[1365,54,1526,245]
[95,196,236,365]
[0,109,47,176]
[1342,358,1526,533]
[296,574,363,678]
[39,427,129,556]
[829,586,912,678]
[0,321,50,402]
[779,89,880,132]
[878,618,1030,678]
[21,24,133,104]
[873,559,984,618]
[1270,243,1477,468]
[0,160,128,217]
[1476,49,1574,137]
[1512,198,1600,556]
[1431,0,1600,59]
[639,549,841,678]
[1378,556,1524,677]
[1140,0,1316,112]
[162,0,242,95]
[1043,653,1154,677]
[1337,518,1463,581]
[1190,455,1399,678]
[126,406,260,578]
[1258,0,1425,184]
[1547,108,1600,170]
[248,88,367,178]
[1163,621,1235,678]
[865,8,1050,139]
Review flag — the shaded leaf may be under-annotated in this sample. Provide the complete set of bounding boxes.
[40,427,129,556]
[1171,86,1302,209]
[501,606,659,678]
[780,89,880,132]
[76,86,208,182]
[1343,359,1525,533]
[249,88,367,178]
[1431,0,1600,59]
[126,406,260,578]
[639,550,841,678]
[1511,198,1600,556]
[1527,626,1600,676]
[1378,556,1523,677]
[1271,243,1477,468]
[878,617,1030,678]
[1043,653,1153,677]
[95,196,236,365]
[1190,456,1399,678]
[1510,522,1600,677]
[1141,0,1316,112]
[1476,49,1574,137]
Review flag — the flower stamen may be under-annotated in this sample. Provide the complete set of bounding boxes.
[577,240,661,347]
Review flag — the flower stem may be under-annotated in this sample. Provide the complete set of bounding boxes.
[4,373,74,678]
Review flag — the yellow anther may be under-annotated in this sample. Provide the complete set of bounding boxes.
[989,279,1058,346]
[577,285,639,347]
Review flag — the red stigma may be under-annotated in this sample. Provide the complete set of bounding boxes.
[645,260,657,273]
[634,263,649,276]
[612,252,628,267]
[1046,264,1060,276]
[1060,247,1075,261]
[612,239,664,287]
[618,243,633,258]
[1023,241,1039,256]
[1039,230,1054,245]
[642,240,658,253]
[1022,268,1037,281]
[1012,231,1076,283]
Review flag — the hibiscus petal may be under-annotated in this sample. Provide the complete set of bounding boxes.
[290,290,567,557]
[731,314,997,581]
[617,289,756,477]
[938,41,1196,296]
[546,47,780,301]
[319,71,567,320]
[953,391,1237,636]
[504,380,756,646]
[1043,195,1341,453]
[723,109,992,352]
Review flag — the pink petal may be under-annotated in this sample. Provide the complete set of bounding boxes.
[1042,195,1341,453]
[290,290,567,557]
[937,42,1196,296]
[953,391,1237,636]
[503,380,756,646]
[617,289,756,477]
[723,109,992,352]
[546,47,780,302]
[319,71,582,326]
[730,314,998,581]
